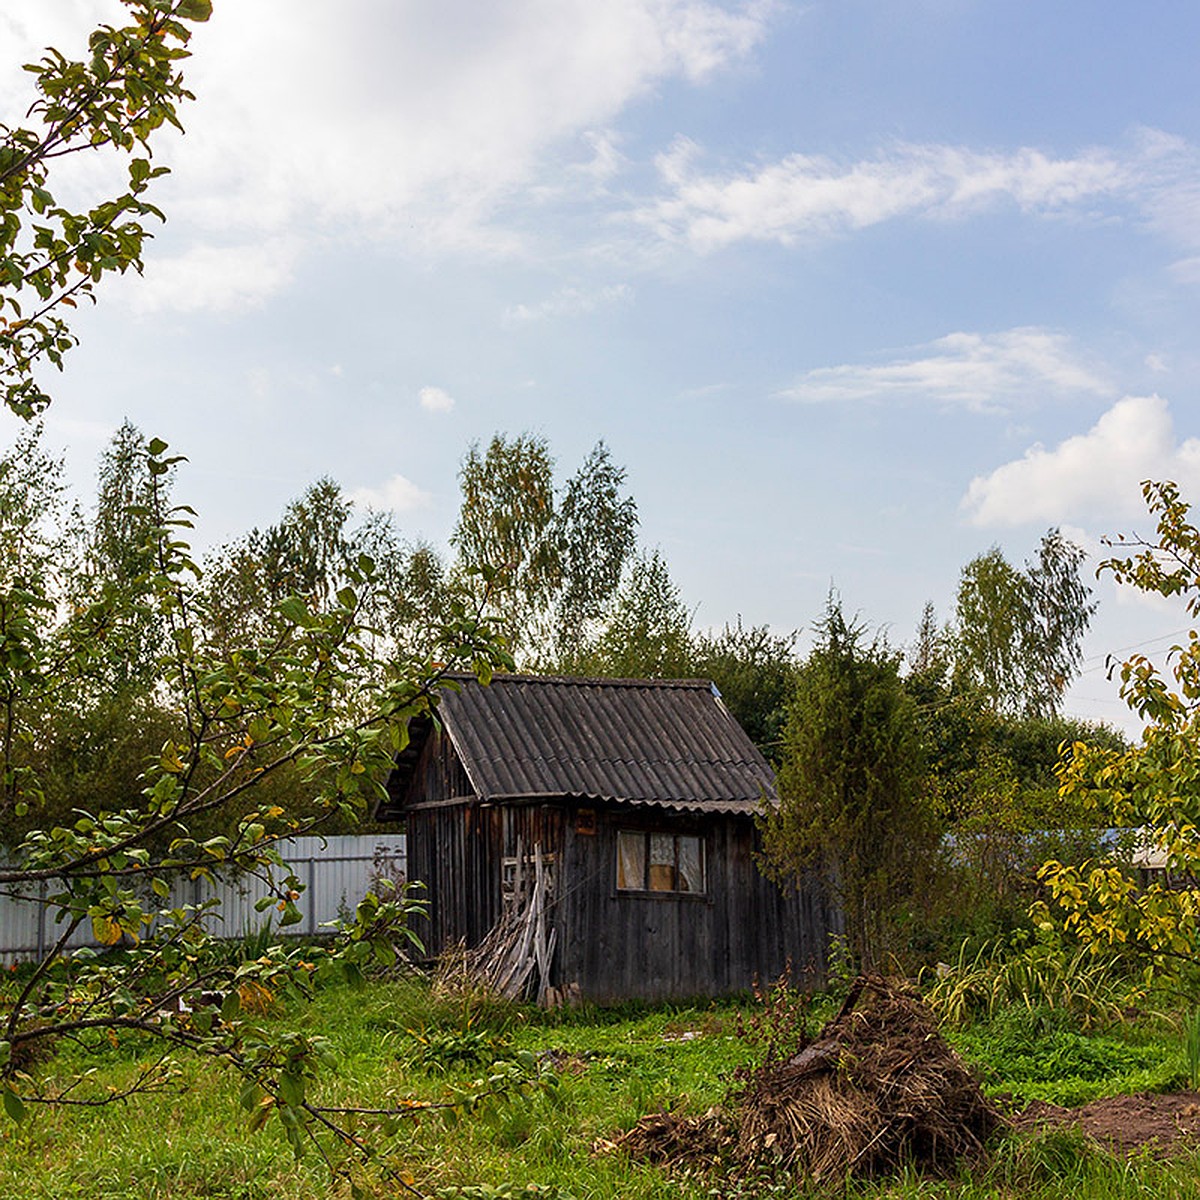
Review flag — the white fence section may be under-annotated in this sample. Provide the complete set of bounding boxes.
[0,834,407,965]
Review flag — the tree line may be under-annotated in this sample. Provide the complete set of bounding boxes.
[0,417,1121,971]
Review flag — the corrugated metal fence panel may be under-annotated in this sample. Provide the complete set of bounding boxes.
[0,835,406,965]
[0,882,43,963]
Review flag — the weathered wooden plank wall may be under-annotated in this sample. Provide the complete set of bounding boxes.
[406,803,503,959]
[555,803,837,1002]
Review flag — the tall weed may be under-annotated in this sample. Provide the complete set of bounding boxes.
[923,936,1130,1029]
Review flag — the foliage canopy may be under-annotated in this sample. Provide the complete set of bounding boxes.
[954,529,1096,719]
[759,598,936,969]
[0,427,510,1174]
[1037,481,1200,986]
[0,0,210,418]
[452,434,637,668]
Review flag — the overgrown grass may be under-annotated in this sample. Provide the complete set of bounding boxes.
[0,972,1194,1199]
[947,1005,1180,1106]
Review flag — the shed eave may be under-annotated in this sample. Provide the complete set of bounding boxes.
[481,789,777,815]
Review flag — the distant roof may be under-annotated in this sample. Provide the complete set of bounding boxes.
[381,673,778,817]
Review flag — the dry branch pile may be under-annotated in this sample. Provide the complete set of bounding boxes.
[432,842,558,1006]
[614,975,1003,1183]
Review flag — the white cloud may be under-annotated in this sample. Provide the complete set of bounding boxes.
[350,475,432,514]
[10,3,1200,315]
[571,130,628,182]
[503,283,634,324]
[1170,256,1200,285]
[778,328,1112,410]
[1137,129,1200,250]
[634,137,1154,251]
[0,1,772,306]
[418,386,456,414]
[153,1,768,246]
[660,0,772,80]
[961,395,1200,527]
[121,240,300,315]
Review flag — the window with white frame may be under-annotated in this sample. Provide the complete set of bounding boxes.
[616,830,705,894]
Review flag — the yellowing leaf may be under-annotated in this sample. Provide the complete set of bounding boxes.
[91,916,122,946]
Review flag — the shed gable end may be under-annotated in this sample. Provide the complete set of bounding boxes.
[380,720,475,816]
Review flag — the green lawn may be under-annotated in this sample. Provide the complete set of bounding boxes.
[0,975,1196,1199]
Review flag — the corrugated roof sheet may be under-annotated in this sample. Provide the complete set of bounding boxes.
[391,674,778,814]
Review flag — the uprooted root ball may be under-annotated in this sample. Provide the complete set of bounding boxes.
[612,975,1004,1183]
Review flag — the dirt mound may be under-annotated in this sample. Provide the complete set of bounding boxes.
[1016,1091,1200,1157]
[612,974,1003,1183]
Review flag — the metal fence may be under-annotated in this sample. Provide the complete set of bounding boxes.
[0,834,407,965]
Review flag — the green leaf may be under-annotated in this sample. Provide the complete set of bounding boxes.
[177,0,213,19]
[278,596,309,625]
[220,989,241,1022]
[277,1069,304,1108]
[3,1086,25,1124]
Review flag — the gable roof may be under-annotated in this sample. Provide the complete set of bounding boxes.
[381,673,778,817]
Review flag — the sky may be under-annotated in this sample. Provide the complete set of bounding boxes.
[2,0,1199,734]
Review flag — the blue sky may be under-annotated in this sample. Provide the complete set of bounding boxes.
[3,1,1199,733]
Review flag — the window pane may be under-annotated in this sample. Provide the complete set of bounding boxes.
[677,836,703,893]
[617,831,644,890]
[648,833,676,891]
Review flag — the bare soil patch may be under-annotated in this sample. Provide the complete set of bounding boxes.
[1016,1091,1200,1157]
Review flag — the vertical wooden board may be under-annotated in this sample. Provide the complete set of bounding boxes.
[446,810,465,952]
[728,819,756,992]
[671,820,712,997]
[723,818,753,989]
[407,811,437,956]
[574,816,627,1001]
[712,819,737,994]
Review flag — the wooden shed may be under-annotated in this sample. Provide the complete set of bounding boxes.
[378,674,837,1004]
